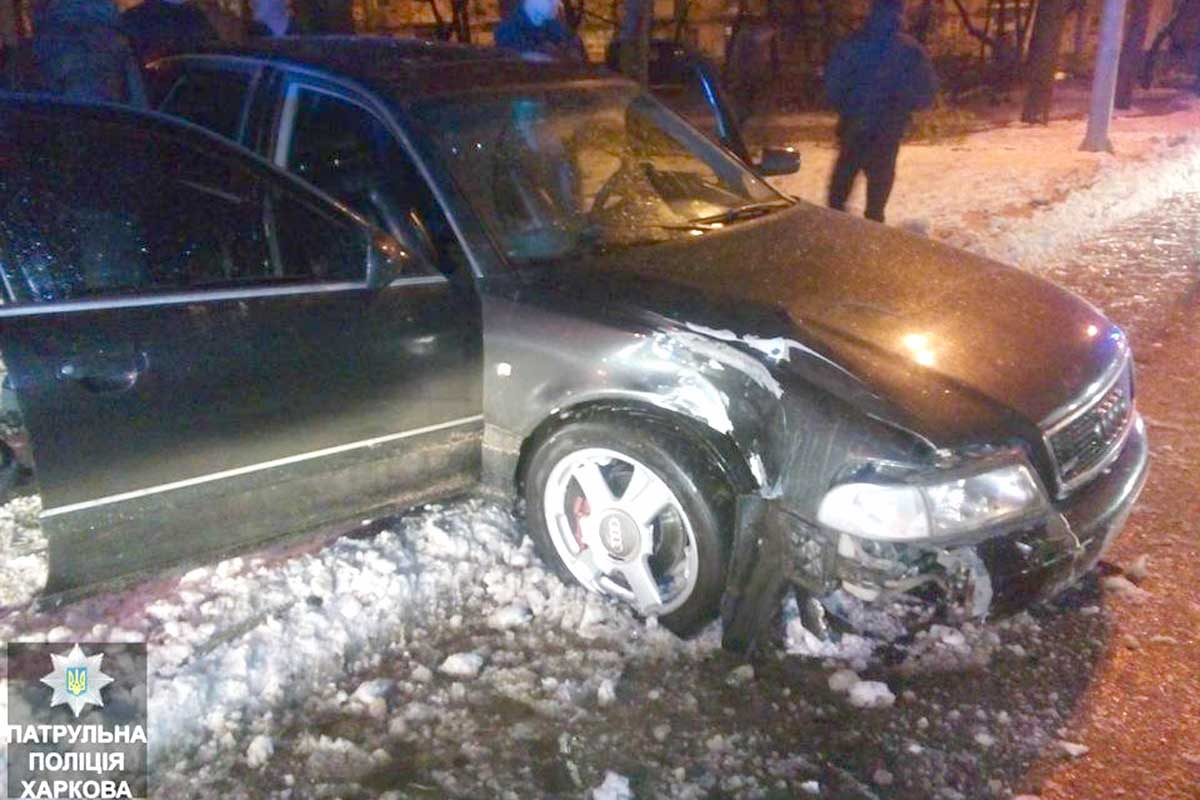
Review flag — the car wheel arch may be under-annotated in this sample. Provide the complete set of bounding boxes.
[513,398,760,502]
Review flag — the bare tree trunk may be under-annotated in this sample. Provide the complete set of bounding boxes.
[724,0,749,81]
[1115,0,1150,107]
[1141,0,1185,87]
[452,0,471,42]
[1,0,16,49]
[1082,0,1129,151]
[1017,0,1038,54]
[1073,0,1090,54]
[562,0,585,32]
[671,0,689,43]
[618,0,651,85]
[1021,0,1072,122]
[952,0,999,53]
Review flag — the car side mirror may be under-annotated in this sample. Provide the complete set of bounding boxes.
[366,231,426,289]
[756,147,801,177]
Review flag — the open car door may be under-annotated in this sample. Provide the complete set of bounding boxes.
[0,101,482,602]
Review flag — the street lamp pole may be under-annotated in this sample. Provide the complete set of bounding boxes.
[1081,0,1130,152]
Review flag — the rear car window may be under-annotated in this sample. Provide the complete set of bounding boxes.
[160,68,254,141]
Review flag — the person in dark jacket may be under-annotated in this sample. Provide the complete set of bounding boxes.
[824,0,937,223]
[494,0,584,61]
[6,0,146,104]
[246,0,301,36]
[120,0,216,65]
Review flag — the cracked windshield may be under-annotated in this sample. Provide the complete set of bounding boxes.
[414,87,785,264]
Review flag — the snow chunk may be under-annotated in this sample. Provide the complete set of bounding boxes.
[974,732,996,748]
[726,664,755,687]
[0,496,47,608]
[352,678,392,704]
[706,735,730,753]
[487,603,532,630]
[827,667,895,708]
[591,770,633,800]
[245,735,274,769]
[800,780,821,795]
[411,665,434,684]
[352,678,392,718]
[299,734,383,781]
[1126,554,1151,581]
[785,618,876,663]
[1102,575,1151,601]
[1059,741,1090,758]
[439,652,485,679]
[847,681,895,709]
[873,768,894,786]
[827,669,860,694]
[597,678,616,707]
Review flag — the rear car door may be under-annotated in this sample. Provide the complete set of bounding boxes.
[0,106,482,599]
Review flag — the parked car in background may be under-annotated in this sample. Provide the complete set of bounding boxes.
[0,39,1146,653]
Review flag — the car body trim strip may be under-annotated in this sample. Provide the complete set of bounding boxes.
[0,276,447,317]
[39,414,484,519]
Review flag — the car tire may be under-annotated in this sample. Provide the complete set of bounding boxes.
[523,415,733,637]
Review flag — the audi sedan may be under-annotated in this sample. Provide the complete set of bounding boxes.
[0,39,1146,651]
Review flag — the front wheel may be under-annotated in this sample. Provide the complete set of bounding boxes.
[523,417,732,637]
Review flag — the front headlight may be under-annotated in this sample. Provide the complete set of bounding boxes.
[817,464,1044,541]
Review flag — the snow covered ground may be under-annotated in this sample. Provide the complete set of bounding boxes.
[2,97,1196,798]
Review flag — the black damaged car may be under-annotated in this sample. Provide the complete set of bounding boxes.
[0,39,1146,652]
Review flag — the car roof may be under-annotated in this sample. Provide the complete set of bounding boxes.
[187,35,626,99]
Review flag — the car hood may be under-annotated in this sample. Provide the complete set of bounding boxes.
[540,203,1125,448]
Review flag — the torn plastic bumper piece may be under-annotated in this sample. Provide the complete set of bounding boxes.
[720,419,1149,653]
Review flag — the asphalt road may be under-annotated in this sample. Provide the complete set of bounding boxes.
[1026,191,1200,800]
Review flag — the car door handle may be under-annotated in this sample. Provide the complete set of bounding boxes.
[58,351,148,394]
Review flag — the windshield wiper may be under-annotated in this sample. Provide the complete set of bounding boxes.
[687,199,794,226]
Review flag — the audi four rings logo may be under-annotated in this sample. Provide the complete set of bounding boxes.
[605,517,625,552]
[1094,393,1129,440]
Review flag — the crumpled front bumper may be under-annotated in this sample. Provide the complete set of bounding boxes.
[720,415,1149,652]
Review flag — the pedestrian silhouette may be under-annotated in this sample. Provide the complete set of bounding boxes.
[494,0,585,61]
[825,0,937,223]
[4,0,146,104]
[120,0,216,66]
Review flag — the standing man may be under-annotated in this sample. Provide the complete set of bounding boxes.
[825,0,937,224]
[9,0,146,103]
[120,0,216,65]
[494,0,585,61]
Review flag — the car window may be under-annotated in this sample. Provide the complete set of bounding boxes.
[270,189,369,282]
[282,86,460,275]
[161,67,254,141]
[0,114,365,304]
